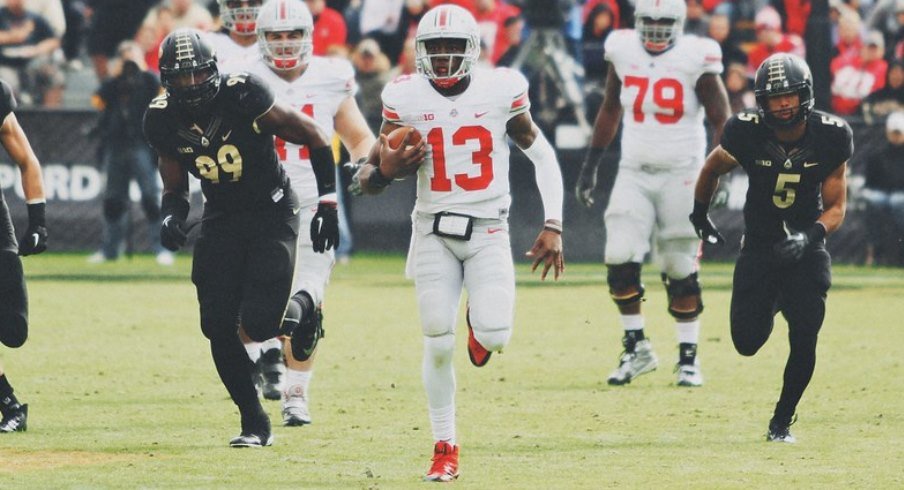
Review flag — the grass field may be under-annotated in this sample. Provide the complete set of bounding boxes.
[1,254,902,489]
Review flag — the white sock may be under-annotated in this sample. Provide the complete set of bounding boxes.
[428,404,456,445]
[675,320,700,344]
[620,314,644,332]
[260,337,282,353]
[244,341,262,362]
[423,335,456,443]
[285,368,313,394]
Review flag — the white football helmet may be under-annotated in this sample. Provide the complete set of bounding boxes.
[634,0,686,53]
[414,5,480,88]
[219,0,263,35]
[256,0,314,70]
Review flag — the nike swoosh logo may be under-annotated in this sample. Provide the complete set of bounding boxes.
[487,228,504,234]
[292,207,301,215]
[475,111,489,118]
[803,162,819,168]
[31,233,39,249]
[221,129,233,141]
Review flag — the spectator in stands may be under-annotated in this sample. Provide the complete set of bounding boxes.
[88,41,170,265]
[389,36,417,78]
[832,8,863,63]
[0,0,65,37]
[582,0,621,30]
[772,0,811,37]
[305,0,348,56]
[0,0,63,106]
[866,0,903,59]
[581,2,613,85]
[861,110,904,266]
[725,61,754,113]
[399,0,430,43]
[61,0,87,69]
[831,30,888,115]
[351,38,390,131]
[495,14,523,67]
[707,12,747,78]
[473,0,519,65]
[162,0,213,31]
[86,0,158,81]
[861,60,904,123]
[685,0,709,37]
[359,0,404,63]
[746,5,805,77]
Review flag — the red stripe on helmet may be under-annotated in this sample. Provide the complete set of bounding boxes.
[279,0,287,20]
[438,7,449,27]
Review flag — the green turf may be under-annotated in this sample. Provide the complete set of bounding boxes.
[2,254,902,488]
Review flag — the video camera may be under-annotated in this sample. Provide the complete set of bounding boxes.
[521,0,575,29]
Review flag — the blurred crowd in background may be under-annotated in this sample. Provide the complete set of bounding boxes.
[2,0,903,264]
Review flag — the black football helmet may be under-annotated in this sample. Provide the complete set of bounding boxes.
[754,53,814,129]
[158,29,220,108]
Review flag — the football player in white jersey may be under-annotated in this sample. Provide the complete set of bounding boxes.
[574,0,730,387]
[207,0,264,71]
[245,0,403,426]
[355,5,565,482]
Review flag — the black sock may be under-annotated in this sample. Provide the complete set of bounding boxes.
[623,329,645,353]
[280,291,315,335]
[209,334,262,419]
[0,374,20,415]
[679,343,697,365]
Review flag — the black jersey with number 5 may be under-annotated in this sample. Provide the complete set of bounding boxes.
[720,109,853,245]
[143,72,288,214]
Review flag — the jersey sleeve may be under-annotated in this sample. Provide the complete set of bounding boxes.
[332,58,358,99]
[0,80,17,122]
[381,76,407,124]
[696,36,723,76]
[720,112,755,170]
[603,29,631,66]
[835,118,854,166]
[142,101,175,157]
[230,72,276,121]
[497,67,530,119]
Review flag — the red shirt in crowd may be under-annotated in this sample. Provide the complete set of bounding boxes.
[830,56,888,115]
[474,1,520,64]
[430,0,476,13]
[582,0,621,28]
[312,7,347,56]
[747,34,804,76]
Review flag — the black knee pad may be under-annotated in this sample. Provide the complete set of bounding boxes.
[607,262,644,306]
[241,306,282,343]
[199,312,240,341]
[103,198,125,221]
[141,196,160,222]
[662,272,704,320]
[0,252,28,348]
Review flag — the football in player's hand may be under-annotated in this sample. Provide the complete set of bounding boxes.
[387,126,423,150]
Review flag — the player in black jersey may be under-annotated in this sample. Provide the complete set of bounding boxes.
[690,53,852,443]
[143,29,338,447]
[0,79,48,433]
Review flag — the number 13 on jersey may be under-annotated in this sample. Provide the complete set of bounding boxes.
[426,125,494,192]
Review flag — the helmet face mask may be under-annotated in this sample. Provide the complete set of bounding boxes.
[219,0,263,34]
[256,0,314,71]
[159,29,221,108]
[634,0,686,53]
[754,53,814,129]
[415,5,480,89]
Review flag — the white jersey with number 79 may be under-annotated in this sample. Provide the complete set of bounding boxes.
[381,66,530,219]
[605,29,722,168]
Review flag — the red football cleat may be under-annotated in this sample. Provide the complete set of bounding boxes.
[424,441,460,482]
[466,309,491,367]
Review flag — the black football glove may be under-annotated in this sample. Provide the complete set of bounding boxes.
[19,202,47,256]
[773,222,826,263]
[311,200,339,253]
[689,200,725,245]
[160,215,188,251]
[575,147,617,209]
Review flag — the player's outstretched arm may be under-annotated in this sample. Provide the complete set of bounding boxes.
[576,65,623,208]
[158,154,191,251]
[1,111,47,255]
[334,96,377,162]
[507,111,565,280]
[817,161,848,234]
[696,73,731,149]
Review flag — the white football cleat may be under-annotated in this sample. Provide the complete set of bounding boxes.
[676,362,704,387]
[282,384,311,426]
[607,339,658,385]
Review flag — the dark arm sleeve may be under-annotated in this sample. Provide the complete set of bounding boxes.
[232,73,276,122]
[719,113,748,170]
[0,80,17,121]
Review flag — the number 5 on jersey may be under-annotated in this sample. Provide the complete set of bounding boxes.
[427,125,494,192]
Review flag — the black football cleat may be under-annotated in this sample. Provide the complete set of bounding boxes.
[230,412,273,448]
[0,404,28,433]
[766,415,797,443]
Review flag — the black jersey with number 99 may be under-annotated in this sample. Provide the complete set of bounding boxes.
[143,72,289,214]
